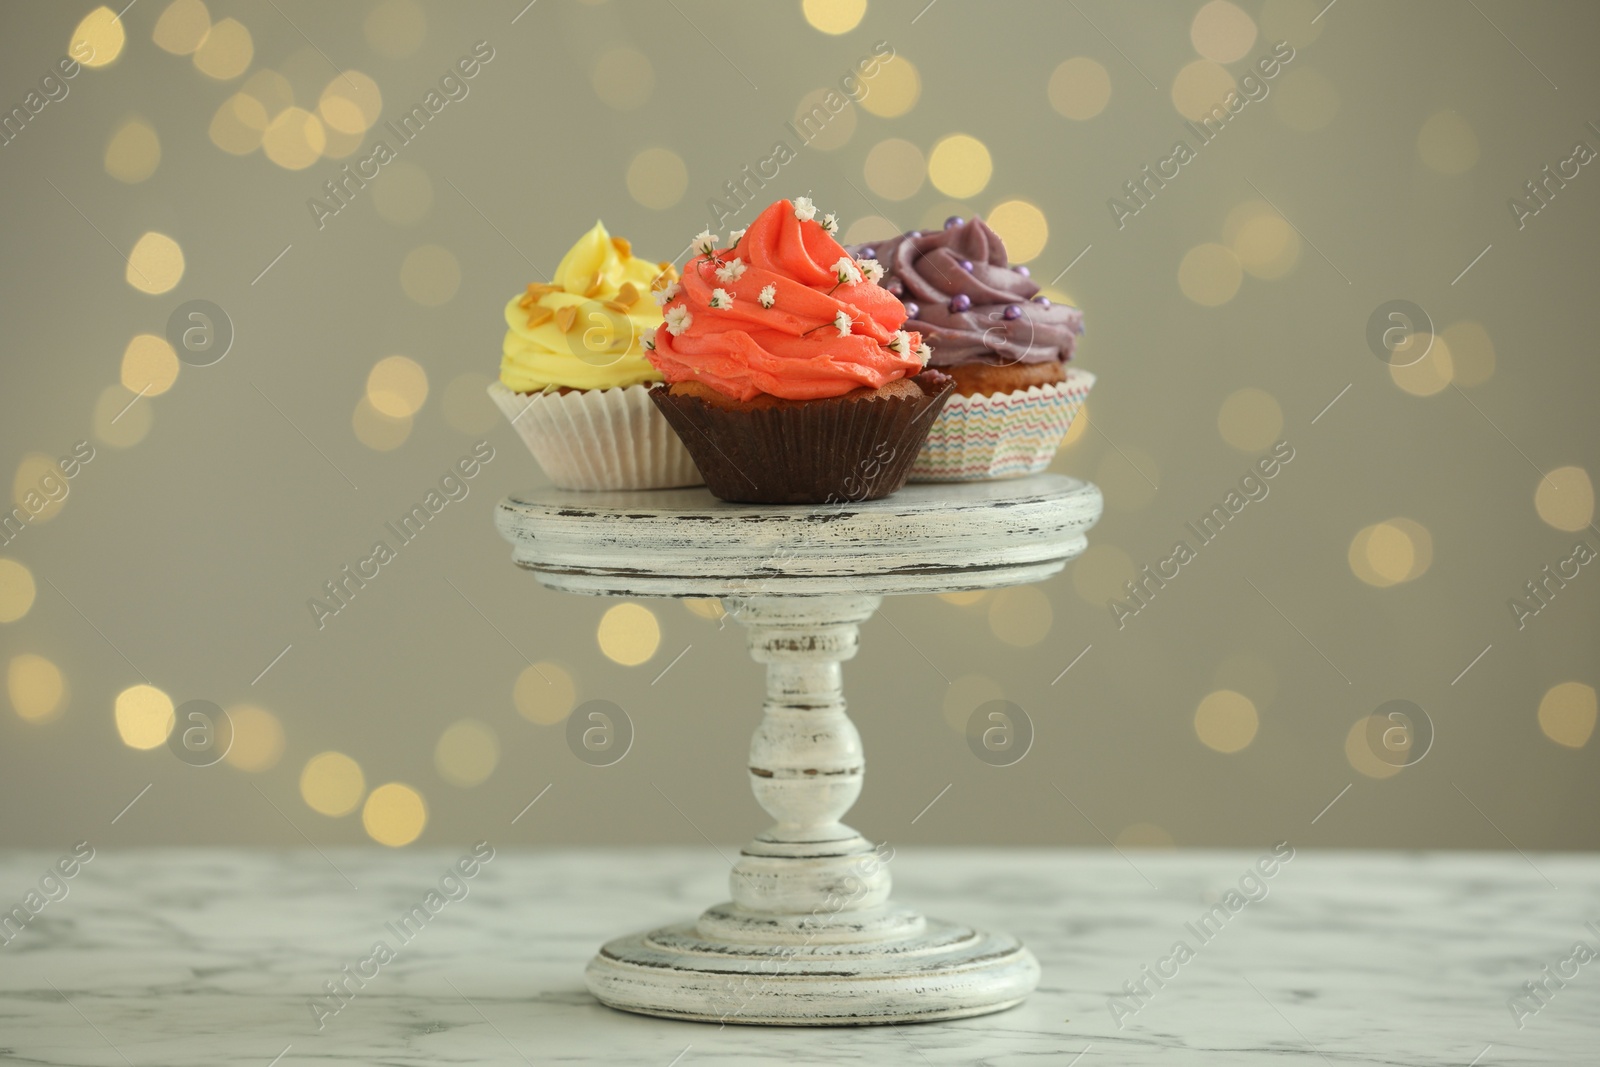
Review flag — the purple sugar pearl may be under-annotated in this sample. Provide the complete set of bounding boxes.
[1003,304,1022,320]
[1032,295,1051,308]
[949,293,972,313]
[903,301,920,319]
[959,259,974,272]
[859,247,876,259]
[945,215,963,229]
[1016,265,1030,277]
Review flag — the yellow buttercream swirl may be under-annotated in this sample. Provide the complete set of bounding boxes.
[498,220,676,392]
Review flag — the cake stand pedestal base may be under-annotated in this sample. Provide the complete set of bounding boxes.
[494,477,1102,1026]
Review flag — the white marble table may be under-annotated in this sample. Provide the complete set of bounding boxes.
[1,848,1596,1064]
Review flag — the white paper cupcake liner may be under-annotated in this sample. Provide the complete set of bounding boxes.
[909,368,1095,482]
[488,382,702,491]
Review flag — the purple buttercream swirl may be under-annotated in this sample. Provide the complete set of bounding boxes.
[850,218,1083,367]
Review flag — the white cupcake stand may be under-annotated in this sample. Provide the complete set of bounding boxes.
[495,474,1102,1025]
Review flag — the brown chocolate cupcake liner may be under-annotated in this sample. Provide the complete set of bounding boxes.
[649,371,955,504]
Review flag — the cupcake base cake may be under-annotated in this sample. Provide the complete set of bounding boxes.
[651,371,953,504]
[645,198,946,505]
[909,367,1093,482]
[489,381,701,492]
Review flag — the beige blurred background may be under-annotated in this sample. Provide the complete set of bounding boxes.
[1,0,1595,852]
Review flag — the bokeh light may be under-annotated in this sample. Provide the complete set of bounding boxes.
[626,148,688,210]
[363,783,427,846]
[986,200,1048,263]
[598,603,661,665]
[192,17,252,80]
[1388,333,1453,396]
[928,134,992,199]
[1047,57,1111,120]
[592,46,654,110]
[1117,823,1176,848]
[1349,519,1433,587]
[1417,110,1480,174]
[1346,715,1403,778]
[1190,1,1257,63]
[841,214,900,244]
[0,559,37,623]
[682,597,726,620]
[858,55,920,118]
[1538,682,1597,749]
[8,654,65,722]
[1171,60,1235,122]
[988,585,1053,647]
[1194,689,1258,752]
[863,138,926,200]
[1441,320,1495,386]
[1178,243,1242,306]
[1534,466,1594,532]
[262,107,326,170]
[105,118,160,183]
[352,397,412,451]
[115,684,175,750]
[515,661,576,724]
[400,244,461,306]
[1227,203,1300,280]
[300,751,365,816]
[367,356,429,418]
[121,334,181,397]
[793,88,856,151]
[435,719,500,787]
[126,232,185,295]
[802,0,866,34]
[318,72,383,135]
[152,0,210,55]
[93,385,154,449]
[1217,387,1283,451]
[70,6,126,68]
[209,93,268,155]
[11,455,68,523]
[222,704,284,772]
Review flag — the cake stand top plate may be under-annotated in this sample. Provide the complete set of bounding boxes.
[494,474,1102,598]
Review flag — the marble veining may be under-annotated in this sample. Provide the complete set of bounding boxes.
[0,848,1596,1064]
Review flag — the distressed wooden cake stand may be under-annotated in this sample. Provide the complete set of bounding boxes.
[494,474,1102,1025]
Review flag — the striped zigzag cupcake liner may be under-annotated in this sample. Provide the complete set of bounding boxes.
[908,368,1095,482]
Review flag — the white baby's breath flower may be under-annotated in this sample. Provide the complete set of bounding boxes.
[692,229,719,257]
[914,341,932,366]
[792,196,816,222]
[758,284,777,309]
[886,330,911,356]
[858,259,885,285]
[652,279,680,306]
[729,228,747,244]
[822,212,840,236]
[832,257,862,286]
[715,257,746,283]
[642,333,657,352]
[833,310,852,337]
[665,305,693,336]
[709,288,735,310]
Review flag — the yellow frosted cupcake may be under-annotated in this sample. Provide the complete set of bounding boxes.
[488,221,701,490]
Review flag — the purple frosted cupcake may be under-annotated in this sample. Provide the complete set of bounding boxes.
[851,217,1094,481]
